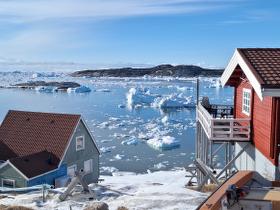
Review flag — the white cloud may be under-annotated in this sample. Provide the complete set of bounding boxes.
[0,27,80,61]
[0,0,237,22]
[0,0,241,63]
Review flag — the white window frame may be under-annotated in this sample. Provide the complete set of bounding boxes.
[242,88,251,116]
[76,135,85,151]
[84,159,93,174]
[67,164,77,177]
[2,178,15,188]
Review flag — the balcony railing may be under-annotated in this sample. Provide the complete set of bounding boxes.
[197,102,251,141]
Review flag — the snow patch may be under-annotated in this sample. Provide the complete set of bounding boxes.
[0,169,207,210]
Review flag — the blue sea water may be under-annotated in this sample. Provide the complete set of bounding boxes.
[0,73,233,174]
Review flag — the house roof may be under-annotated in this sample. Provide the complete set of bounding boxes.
[221,48,280,99]
[9,150,60,179]
[0,141,17,161]
[238,48,280,87]
[0,110,80,161]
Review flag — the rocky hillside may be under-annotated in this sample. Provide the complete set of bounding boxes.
[70,64,223,77]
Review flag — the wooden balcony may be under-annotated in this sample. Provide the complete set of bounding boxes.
[197,102,251,141]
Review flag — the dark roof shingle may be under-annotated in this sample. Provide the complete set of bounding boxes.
[9,150,60,178]
[238,48,280,87]
[0,110,80,161]
[0,141,17,161]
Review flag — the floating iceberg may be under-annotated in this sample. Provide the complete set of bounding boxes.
[152,94,195,109]
[114,154,125,160]
[121,137,139,145]
[100,146,116,154]
[147,136,180,150]
[126,87,160,109]
[126,88,195,110]
[67,85,91,93]
[153,162,167,170]
[207,79,222,88]
[96,88,111,92]
[176,86,194,92]
[35,86,57,93]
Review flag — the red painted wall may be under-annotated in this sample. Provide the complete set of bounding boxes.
[234,79,277,165]
[252,94,274,163]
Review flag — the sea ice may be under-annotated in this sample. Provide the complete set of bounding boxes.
[126,87,160,109]
[96,88,111,92]
[114,154,125,160]
[147,136,180,150]
[100,166,119,174]
[161,115,169,124]
[35,86,57,93]
[153,162,167,170]
[207,79,222,88]
[67,85,91,93]
[100,146,116,154]
[121,137,139,145]
[152,94,195,109]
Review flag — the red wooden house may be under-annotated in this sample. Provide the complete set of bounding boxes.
[195,48,280,188]
[220,48,280,180]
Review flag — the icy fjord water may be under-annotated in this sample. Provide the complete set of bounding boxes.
[0,73,233,174]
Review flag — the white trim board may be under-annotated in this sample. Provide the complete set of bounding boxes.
[221,49,264,100]
[80,117,100,155]
[58,117,81,168]
[6,160,29,180]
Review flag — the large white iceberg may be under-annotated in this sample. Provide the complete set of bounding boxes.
[67,85,91,93]
[126,87,160,109]
[126,87,195,110]
[147,136,180,150]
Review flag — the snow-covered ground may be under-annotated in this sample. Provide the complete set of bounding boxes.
[0,169,208,210]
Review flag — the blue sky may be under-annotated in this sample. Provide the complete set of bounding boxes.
[0,0,279,69]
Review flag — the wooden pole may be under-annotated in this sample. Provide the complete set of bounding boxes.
[196,77,199,105]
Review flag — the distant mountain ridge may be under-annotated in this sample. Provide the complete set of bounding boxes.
[70,64,224,77]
